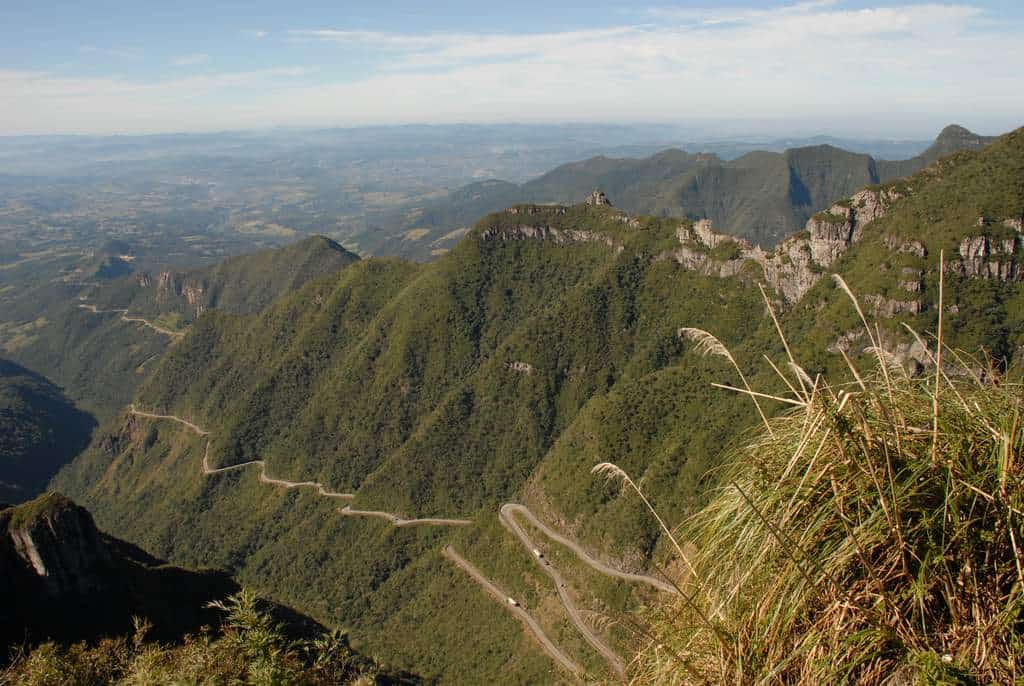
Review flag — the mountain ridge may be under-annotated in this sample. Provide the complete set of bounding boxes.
[358,124,995,259]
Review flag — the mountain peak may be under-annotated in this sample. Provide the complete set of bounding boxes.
[913,124,996,164]
[937,123,976,140]
[932,124,992,150]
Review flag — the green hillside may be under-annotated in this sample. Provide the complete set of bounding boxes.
[360,124,995,259]
[0,235,360,421]
[0,360,95,503]
[53,128,1023,684]
[89,235,360,326]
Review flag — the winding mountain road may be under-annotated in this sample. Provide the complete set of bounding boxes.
[502,504,679,596]
[338,505,471,527]
[131,405,358,499]
[131,406,355,498]
[130,406,209,436]
[129,406,677,681]
[442,545,584,681]
[127,406,489,516]
[79,303,185,338]
[500,505,625,680]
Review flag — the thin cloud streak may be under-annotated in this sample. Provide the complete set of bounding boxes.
[5,1,1023,135]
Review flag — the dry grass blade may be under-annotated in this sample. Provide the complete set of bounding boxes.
[932,249,945,464]
[758,283,809,402]
[709,383,806,407]
[592,462,691,569]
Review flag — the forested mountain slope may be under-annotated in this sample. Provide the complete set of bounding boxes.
[0,359,94,503]
[54,127,1023,684]
[88,235,359,326]
[363,124,994,259]
[0,235,359,421]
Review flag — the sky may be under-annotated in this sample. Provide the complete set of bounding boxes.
[1,0,1022,137]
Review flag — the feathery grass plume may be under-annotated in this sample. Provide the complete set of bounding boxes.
[759,283,810,402]
[592,462,691,569]
[592,461,731,658]
[678,327,774,435]
[630,303,1024,685]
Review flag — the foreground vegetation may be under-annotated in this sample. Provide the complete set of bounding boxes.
[1,590,417,686]
[626,283,1024,685]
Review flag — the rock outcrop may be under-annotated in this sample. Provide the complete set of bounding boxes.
[657,185,904,302]
[1,493,112,598]
[953,225,1024,281]
[0,492,240,646]
[585,189,612,207]
[136,270,209,318]
[828,329,932,375]
[862,294,924,317]
[481,221,624,253]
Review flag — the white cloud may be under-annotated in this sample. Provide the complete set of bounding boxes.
[171,53,209,67]
[242,30,268,39]
[5,1,1024,135]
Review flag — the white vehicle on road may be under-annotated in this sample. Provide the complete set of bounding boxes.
[507,597,519,607]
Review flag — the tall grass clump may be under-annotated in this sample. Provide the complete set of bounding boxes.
[611,279,1024,685]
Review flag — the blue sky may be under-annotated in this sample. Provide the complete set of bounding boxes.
[2,0,1022,136]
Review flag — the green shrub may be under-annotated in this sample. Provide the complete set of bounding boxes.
[1,590,412,686]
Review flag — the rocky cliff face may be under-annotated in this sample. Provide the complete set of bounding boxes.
[485,183,1021,310]
[480,207,626,253]
[491,186,905,304]
[585,189,612,207]
[0,493,113,598]
[953,218,1024,281]
[657,185,905,302]
[0,492,242,647]
[143,270,208,318]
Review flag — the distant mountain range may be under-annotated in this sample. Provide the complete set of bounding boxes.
[355,125,994,259]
